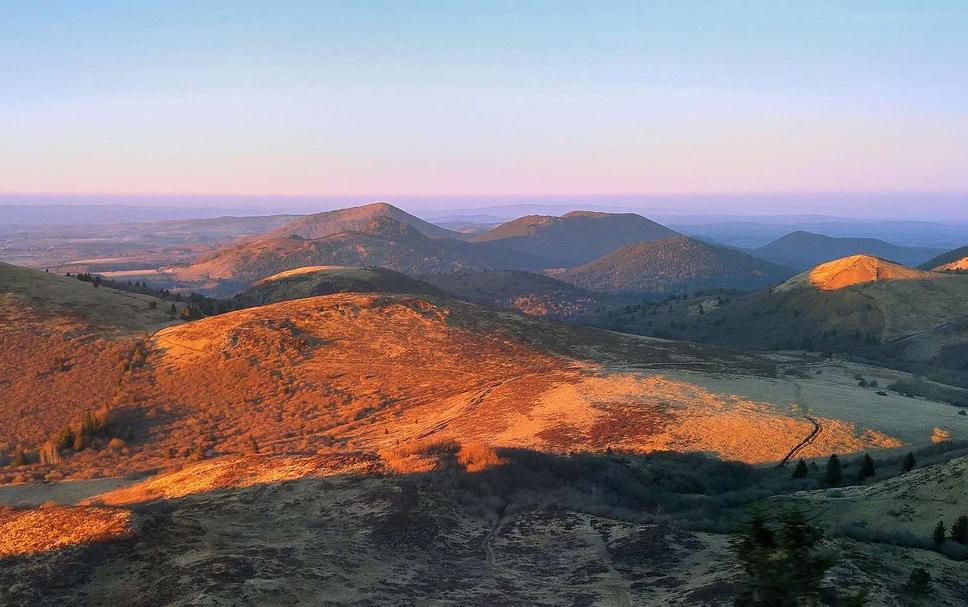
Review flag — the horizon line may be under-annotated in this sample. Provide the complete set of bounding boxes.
[2,190,966,200]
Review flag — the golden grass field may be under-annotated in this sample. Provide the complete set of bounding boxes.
[3,262,967,605]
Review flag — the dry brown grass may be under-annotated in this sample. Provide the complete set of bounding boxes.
[457,442,505,472]
[0,505,132,557]
[92,452,381,505]
[378,439,460,473]
[0,269,927,485]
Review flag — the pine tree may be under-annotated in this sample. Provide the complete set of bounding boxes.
[951,514,968,545]
[730,509,846,605]
[858,454,875,480]
[902,452,916,472]
[825,454,843,486]
[933,519,947,545]
[791,458,808,479]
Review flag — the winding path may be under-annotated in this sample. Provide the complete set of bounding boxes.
[778,415,821,466]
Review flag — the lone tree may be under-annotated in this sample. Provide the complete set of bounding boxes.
[792,458,809,479]
[902,452,916,472]
[857,454,875,480]
[951,514,968,545]
[825,454,843,486]
[933,520,947,546]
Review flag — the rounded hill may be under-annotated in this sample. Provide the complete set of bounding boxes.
[235,265,442,306]
[550,236,793,295]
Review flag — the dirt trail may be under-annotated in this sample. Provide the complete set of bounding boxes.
[779,415,821,466]
[586,520,631,607]
[888,314,968,344]
[481,510,509,565]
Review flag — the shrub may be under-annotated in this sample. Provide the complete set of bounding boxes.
[107,437,126,451]
[902,567,932,598]
[379,439,460,473]
[902,452,916,472]
[857,454,875,480]
[457,443,505,473]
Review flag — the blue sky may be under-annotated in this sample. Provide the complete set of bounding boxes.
[1,1,966,202]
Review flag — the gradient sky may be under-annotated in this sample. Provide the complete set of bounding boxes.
[2,1,967,199]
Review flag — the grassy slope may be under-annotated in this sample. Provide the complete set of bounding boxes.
[0,263,181,458]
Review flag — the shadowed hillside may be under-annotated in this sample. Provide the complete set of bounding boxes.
[591,255,968,381]
[234,266,443,306]
[472,211,679,267]
[420,269,623,318]
[4,446,968,606]
[172,217,502,295]
[549,236,793,296]
[753,231,943,270]
[922,245,968,272]
[173,207,562,295]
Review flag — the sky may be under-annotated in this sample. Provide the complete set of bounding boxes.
[1,1,967,210]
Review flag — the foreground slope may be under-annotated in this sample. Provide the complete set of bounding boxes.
[4,267,967,605]
[550,236,793,295]
[7,284,959,485]
[0,263,180,461]
[4,447,967,606]
[148,294,897,465]
[753,231,942,269]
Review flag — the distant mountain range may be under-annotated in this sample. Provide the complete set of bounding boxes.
[173,205,683,293]
[750,231,943,269]
[164,204,959,310]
